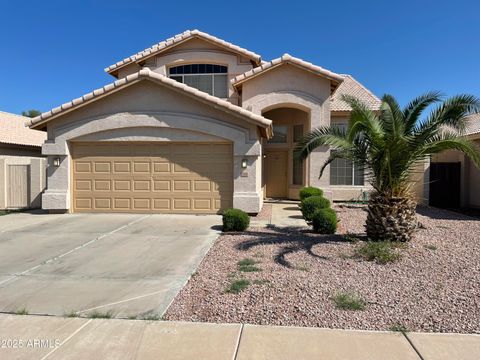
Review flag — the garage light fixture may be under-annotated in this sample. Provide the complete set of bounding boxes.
[53,157,61,167]
[241,159,248,168]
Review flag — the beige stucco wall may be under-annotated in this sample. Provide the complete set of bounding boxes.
[0,150,46,209]
[240,64,336,198]
[42,79,264,213]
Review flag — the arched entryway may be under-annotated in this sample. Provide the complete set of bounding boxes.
[262,107,310,199]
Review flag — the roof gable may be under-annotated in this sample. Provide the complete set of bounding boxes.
[465,113,480,136]
[330,75,381,111]
[105,30,262,77]
[232,54,344,93]
[0,111,46,147]
[28,69,272,138]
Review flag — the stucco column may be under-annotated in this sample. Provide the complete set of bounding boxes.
[0,159,5,209]
[42,140,71,211]
[30,158,44,208]
[233,154,263,213]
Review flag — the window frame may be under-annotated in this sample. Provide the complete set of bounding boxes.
[329,123,365,186]
[167,64,228,98]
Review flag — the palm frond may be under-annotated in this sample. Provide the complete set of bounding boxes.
[295,126,350,160]
[341,94,385,146]
[381,94,404,138]
[421,133,480,168]
[418,94,480,134]
[403,91,443,133]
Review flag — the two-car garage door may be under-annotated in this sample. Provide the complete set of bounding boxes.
[72,142,233,213]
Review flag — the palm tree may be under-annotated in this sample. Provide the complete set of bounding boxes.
[21,109,41,118]
[296,92,480,242]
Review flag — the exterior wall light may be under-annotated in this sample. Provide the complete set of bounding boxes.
[53,157,61,167]
[241,159,248,168]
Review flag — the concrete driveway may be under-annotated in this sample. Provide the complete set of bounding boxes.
[0,211,221,318]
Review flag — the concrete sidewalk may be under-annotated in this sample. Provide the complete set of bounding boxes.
[1,314,479,360]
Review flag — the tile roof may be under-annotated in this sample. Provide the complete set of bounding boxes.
[0,111,46,147]
[330,75,381,111]
[231,53,344,87]
[28,69,272,137]
[105,29,262,76]
[465,113,480,136]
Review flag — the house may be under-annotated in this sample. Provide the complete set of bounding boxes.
[430,113,480,209]
[27,29,424,214]
[0,111,47,209]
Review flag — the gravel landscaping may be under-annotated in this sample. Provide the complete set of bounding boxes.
[164,204,480,333]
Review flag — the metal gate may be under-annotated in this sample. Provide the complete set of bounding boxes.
[7,165,30,208]
[429,162,461,208]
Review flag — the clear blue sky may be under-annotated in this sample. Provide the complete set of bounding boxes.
[1,0,479,115]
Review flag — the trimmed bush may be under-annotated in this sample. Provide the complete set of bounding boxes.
[301,195,331,221]
[222,208,250,232]
[299,186,323,200]
[312,208,337,234]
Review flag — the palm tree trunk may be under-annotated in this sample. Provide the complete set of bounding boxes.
[366,193,417,242]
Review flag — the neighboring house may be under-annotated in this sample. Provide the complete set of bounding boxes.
[26,29,424,214]
[0,111,47,209]
[430,113,480,209]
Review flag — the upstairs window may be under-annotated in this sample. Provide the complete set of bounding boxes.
[169,64,228,98]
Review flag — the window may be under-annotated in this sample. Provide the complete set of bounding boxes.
[293,156,303,185]
[268,125,288,143]
[292,124,304,185]
[168,64,228,98]
[293,124,304,142]
[329,122,364,186]
[330,153,365,186]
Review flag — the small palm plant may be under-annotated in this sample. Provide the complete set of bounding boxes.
[296,92,480,241]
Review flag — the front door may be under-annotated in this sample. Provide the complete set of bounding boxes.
[265,151,288,198]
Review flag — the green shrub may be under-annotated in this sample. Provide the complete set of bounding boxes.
[299,186,323,200]
[301,196,331,221]
[332,292,366,310]
[222,208,250,231]
[354,241,400,264]
[312,208,337,234]
[225,279,250,293]
[237,258,261,272]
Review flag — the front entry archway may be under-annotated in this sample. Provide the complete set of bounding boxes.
[262,107,309,199]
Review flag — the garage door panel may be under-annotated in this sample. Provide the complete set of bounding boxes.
[133,198,151,210]
[94,179,111,191]
[114,198,131,210]
[153,162,170,173]
[133,162,151,173]
[194,198,212,210]
[153,198,171,210]
[75,162,92,173]
[114,180,131,191]
[75,180,92,191]
[113,161,131,173]
[94,198,111,209]
[153,180,171,191]
[72,142,232,213]
[75,198,92,209]
[173,180,191,191]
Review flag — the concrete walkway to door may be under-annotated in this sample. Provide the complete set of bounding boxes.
[250,200,307,228]
[1,314,479,360]
[0,211,221,319]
